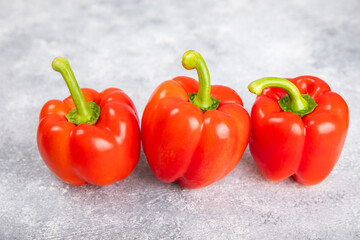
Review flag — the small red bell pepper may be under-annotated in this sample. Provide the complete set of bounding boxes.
[142,50,251,189]
[37,57,140,186]
[248,76,349,185]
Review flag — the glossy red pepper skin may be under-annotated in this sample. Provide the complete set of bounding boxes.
[142,77,251,189]
[37,88,141,186]
[249,76,349,185]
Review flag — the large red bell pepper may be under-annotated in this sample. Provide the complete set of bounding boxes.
[142,50,251,189]
[37,57,140,186]
[248,76,349,185]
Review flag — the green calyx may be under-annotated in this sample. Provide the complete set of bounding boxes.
[52,57,100,125]
[248,77,317,118]
[182,50,220,112]
[278,93,317,117]
[188,93,220,112]
[65,101,100,125]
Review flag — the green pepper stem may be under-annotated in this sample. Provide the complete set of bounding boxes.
[182,50,213,109]
[52,57,100,125]
[182,50,219,111]
[248,77,309,112]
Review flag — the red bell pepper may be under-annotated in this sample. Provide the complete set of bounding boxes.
[142,50,251,189]
[248,76,349,185]
[37,57,140,186]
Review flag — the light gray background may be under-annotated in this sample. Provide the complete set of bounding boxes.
[0,0,359,239]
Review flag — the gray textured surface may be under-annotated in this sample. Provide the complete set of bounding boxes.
[0,0,359,239]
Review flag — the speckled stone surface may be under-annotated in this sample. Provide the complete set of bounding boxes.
[0,0,359,239]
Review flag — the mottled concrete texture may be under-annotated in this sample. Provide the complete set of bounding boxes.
[0,0,359,239]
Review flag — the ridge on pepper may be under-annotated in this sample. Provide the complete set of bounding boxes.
[141,50,251,189]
